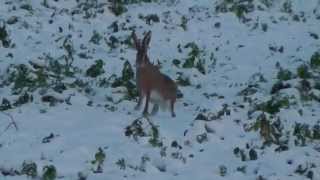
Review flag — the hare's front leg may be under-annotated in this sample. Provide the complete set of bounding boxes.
[142,91,150,116]
[135,94,143,110]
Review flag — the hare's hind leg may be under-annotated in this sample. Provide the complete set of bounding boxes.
[151,104,159,116]
[135,93,143,110]
[170,99,176,117]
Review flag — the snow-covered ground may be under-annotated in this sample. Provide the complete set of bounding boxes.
[0,0,320,179]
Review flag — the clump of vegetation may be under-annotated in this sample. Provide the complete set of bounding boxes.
[248,113,287,148]
[176,73,191,86]
[0,24,11,48]
[233,146,258,161]
[89,30,103,45]
[293,123,320,146]
[310,51,320,69]
[294,162,316,180]
[281,0,292,14]
[116,155,151,172]
[148,125,162,147]
[116,158,127,170]
[182,42,206,74]
[215,0,254,22]
[125,118,147,140]
[91,148,106,173]
[277,68,293,81]
[108,0,157,16]
[3,55,77,95]
[297,64,311,79]
[270,81,291,94]
[256,96,290,114]
[111,61,138,99]
[21,161,38,178]
[86,59,105,77]
[125,117,162,147]
[72,0,106,19]
[0,98,12,111]
[180,16,188,31]
[6,64,35,94]
[219,165,227,176]
[139,14,160,25]
[108,0,128,16]
[42,165,57,180]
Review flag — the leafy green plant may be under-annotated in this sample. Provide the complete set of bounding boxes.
[148,125,162,147]
[183,42,200,68]
[297,64,311,79]
[91,148,106,173]
[8,64,35,94]
[62,36,75,76]
[116,158,126,170]
[108,0,128,16]
[42,165,57,180]
[143,14,160,25]
[176,74,191,86]
[256,96,290,114]
[0,24,11,48]
[219,165,227,177]
[89,30,103,45]
[277,68,293,81]
[180,16,188,31]
[182,42,206,74]
[294,123,320,146]
[21,161,37,178]
[0,98,12,111]
[310,52,320,69]
[108,0,158,16]
[86,59,105,77]
[111,61,137,99]
[281,0,292,14]
[215,0,254,21]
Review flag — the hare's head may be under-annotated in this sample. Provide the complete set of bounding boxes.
[132,31,152,67]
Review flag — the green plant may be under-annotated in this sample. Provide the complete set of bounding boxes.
[62,36,75,76]
[182,42,206,74]
[109,0,128,16]
[42,165,57,180]
[111,61,137,99]
[21,161,37,178]
[89,30,103,45]
[116,158,126,170]
[310,52,320,69]
[219,165,227,176]
[281,0,292,14]
[277,68,293,81]
[148,125,162,147]
[91,147,106,173]
[183,42,200,68]
[86,59,105,77]
[180,16,188,31]
[257,96,290,114]
[0,24,11,48]
[6,64,36,94]
[294,123,320,146]
[0,98,12,111]
[297,64,311,79]
[176,74,191,86]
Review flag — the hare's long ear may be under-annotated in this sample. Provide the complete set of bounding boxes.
[142,31,152,49]
[132,31,140,49]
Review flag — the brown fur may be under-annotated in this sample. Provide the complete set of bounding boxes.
[132,31,177,117]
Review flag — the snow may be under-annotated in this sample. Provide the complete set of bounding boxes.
[1,0,320,179]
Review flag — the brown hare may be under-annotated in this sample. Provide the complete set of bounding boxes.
[132,31,177,117]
